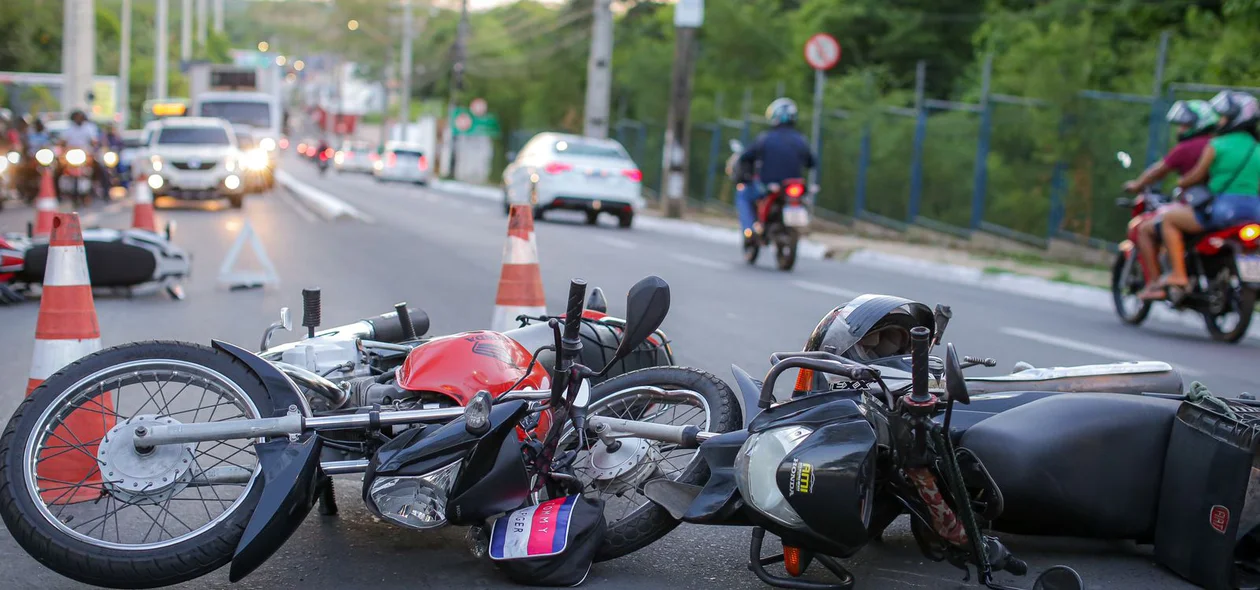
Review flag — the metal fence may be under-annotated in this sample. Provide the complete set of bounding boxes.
[504,47,1260,251]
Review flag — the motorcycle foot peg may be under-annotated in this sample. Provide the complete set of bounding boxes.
[302,288,322,338]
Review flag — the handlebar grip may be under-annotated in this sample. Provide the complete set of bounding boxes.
[394,303,418,341]
[910,326,931,401]
[361,307,430,343]
[562,279,587,344]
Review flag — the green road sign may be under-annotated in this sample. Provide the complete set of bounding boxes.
[450,106,500,138]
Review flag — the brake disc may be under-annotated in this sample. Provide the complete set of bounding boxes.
[96,415,197,505]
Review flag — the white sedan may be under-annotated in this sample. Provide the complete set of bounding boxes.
[502,133,644,228]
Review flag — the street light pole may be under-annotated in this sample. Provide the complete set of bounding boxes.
[196,0,207,48]
[400,0,413,129]
[156,0,170,99]
[181,0,192,64]
[583,0,613,139]
[213,0,224,33]
[445,0,469,179]
[662,0,703,219]
[120,0,132,128]
[61,0,95,113]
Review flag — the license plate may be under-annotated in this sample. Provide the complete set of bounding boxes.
[1237,254,1260,282]
[783,205,810,228]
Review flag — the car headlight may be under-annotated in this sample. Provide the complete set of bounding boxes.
[6,151,19,164]
[35,149,55,166]
[148,174,164,189]
[734,426,813,527]
[65,149,87,166]
[245,149,269,170]
[150,155,163,172]
[224,174,241,190]
[103,151,118,167]
[226,158,236,172]
[260,137,276,151]
[367,460,461,530]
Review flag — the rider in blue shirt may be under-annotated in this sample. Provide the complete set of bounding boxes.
[736,98,816,242]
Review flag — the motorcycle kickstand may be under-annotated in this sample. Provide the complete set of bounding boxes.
[317,476,338,516]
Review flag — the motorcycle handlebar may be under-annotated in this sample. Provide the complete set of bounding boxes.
[910,326,931,402]
[758,356,879,409]
[561,279,587,353]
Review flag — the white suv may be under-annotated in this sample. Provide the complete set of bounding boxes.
[502,133,644,228]
[142,117,247,208]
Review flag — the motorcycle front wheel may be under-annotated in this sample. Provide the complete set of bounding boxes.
[557,366,740,561]
[1111,252,1151,325]
[0,341,271,588]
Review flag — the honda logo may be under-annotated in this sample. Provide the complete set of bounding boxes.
[188,159,201,168]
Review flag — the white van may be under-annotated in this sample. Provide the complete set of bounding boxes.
[192,92,282,165]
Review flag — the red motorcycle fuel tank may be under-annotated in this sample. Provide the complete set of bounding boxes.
[395,330,550,405]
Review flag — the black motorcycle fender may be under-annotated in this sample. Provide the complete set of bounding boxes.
[683,430,754,525]
[212,339,311,418]
[229,435,325,582]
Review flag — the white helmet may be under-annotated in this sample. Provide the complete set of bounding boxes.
[765,98,799,126]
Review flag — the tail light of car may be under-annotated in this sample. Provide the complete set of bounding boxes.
[279,137,290,150]
[621,168,643,182]
[544,162,573,175]
[418,155,428,171]
[387,152,397,167]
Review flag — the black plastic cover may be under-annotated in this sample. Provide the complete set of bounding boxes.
[229,436,324,582]
[780,419,877,556]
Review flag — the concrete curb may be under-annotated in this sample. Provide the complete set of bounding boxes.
[430,179,829,260]
[275,170,372,222]
[845,249,1260,342]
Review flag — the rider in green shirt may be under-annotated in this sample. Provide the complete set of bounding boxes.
[1158,90,1260,293]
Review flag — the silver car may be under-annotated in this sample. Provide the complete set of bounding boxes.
[373,141,431,185]
[335,141,377,175]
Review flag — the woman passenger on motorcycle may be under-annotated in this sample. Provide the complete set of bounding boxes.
[1125,100,1218,299]
[1157,90,1260,296]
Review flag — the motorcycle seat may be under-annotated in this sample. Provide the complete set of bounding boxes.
[959,392,1179,541]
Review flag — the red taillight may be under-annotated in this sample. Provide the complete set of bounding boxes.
[1240,224,1260,242]
[785,183,805,198]
[370,153,380,161]
[279,138,289,149]
[544,162,572,175]
[324,148,334,158]
[387,153,397,166]
[418,155,428,171]
[621,168,643,182]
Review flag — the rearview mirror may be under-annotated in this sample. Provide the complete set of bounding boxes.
[259,307,293,352]
[608,276,671,367]
[932,304,952,345]
[1032,566,1083,590]
[586,286,608,314]
[1117,151,1132,169]
[944,343,970,405]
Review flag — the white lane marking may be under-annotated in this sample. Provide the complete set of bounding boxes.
[594,235,636,250]
[274,188,319,223]
[1000,327,1204,377]
[670,253,731,271]
[793,280,859,299]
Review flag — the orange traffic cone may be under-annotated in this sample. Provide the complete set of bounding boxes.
[28,213,109,504]
[32,168,58,238]
[491,205,546,331]
[131,176,157,232]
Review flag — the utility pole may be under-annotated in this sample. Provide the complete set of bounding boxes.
[400,0,414,128]
[444,0,469,179]
[583,0,613,138]
[120,0,132,128]
[156,0,169,98]
[196,0,207,48]
[662,0,703,219]
[181,0,193,64]
[213,0,224,33]
[62,0,96,113]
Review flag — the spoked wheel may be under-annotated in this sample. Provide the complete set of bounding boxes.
[556,367,740,561]
[0,342,271,588]
[1111,252,1151,325]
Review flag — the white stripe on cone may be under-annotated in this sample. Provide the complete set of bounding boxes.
[43,246,92,286]
[492,305,546,333]
[135,182,154,204]
[36,197,57,211]
[501,234,540,265]
[29,338,102,381]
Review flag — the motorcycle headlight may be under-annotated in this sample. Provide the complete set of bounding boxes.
[260,137,276,151]
[66,149,87,166]
[35,149,55,167]
[103,151,118,167]
[6,151,18,164]
[735,426,813,528]
[150,155,163,172]
[367,460,462,530]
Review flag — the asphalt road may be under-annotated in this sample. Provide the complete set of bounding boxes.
[0,154,1251,590]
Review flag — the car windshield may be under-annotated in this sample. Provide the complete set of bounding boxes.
[393,149,424,158]
[122,137,144,148]
[157,126,231,145]
[199,101,271,128]
[553,139,625,159]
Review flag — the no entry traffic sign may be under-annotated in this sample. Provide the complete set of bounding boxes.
[804,33,841,71]
[469,97,488,117]
[454,112,473,132]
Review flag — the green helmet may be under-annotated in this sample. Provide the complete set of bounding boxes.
[1166,100,1219,141]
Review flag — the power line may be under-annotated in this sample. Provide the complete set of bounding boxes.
[464,5,593,59]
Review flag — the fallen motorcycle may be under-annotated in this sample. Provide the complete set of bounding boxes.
[619,294,1257,590]
[0,278,690,588]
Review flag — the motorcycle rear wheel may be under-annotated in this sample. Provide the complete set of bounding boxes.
[561,366,740,562]
[775,232,798,271]
[1111,252,1151,325]
[0,341,270,588]
[1204,282,1256,343]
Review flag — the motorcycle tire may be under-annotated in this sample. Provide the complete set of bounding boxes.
[743,240,760,265]
[776,233,798,271]
[1204,284,1256,343]
[228,195,244,209]
[0,341,272,589]
[586,210,599,225]
[1111,252,1151,325]
[585,366,741,562]
[618,212,633,229]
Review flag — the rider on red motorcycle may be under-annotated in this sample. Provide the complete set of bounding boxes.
[1124,100,1218,299]
[735,98,816,246]
[1158,91,1260,298]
